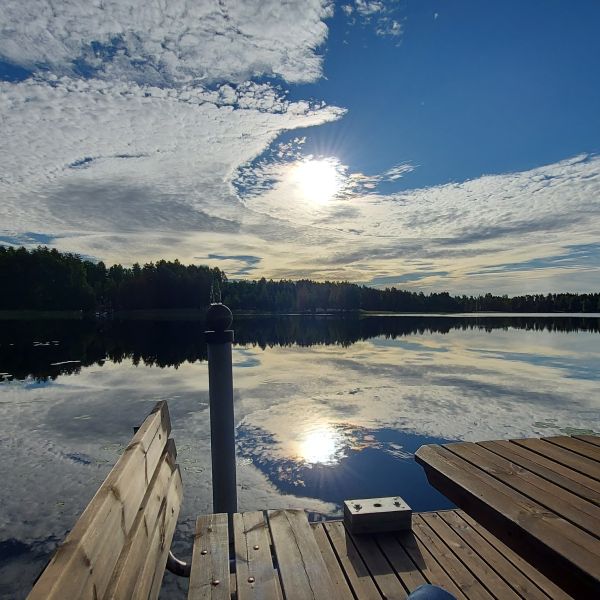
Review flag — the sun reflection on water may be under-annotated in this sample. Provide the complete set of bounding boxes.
[299,425,343,465]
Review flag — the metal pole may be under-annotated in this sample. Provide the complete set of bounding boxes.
[205,303,237,515]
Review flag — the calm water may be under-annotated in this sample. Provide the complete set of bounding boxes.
[1,314,599,598]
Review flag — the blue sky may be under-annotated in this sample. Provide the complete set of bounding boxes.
[1,1,599,294]
[297,1,600,188]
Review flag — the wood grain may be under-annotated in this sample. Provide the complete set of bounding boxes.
[28,401,171,600]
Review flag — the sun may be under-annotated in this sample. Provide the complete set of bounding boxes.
[293,159,340,204]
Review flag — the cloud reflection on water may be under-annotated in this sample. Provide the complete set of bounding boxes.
[0,315,599,598]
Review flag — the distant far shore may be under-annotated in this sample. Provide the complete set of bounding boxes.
[2,247,598,314]
[1,308,599,321]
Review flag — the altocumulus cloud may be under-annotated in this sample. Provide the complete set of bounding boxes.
[237,153,600,293]
[0,0,347,271]
[0,1,599,294]
[0,0,332,84]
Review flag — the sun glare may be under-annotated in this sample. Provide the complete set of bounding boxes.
[293,159,340,204]
[299,426,341,465]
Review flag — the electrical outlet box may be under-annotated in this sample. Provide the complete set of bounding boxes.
[343,496,412,534]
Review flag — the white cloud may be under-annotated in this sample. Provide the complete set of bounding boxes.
[236,153,600,293]
[2,69,599,294]
[383,162,415,180]
[354,1,385,16]
[376,19,403,37]
[0,77,344,244]
[0,1,348,273]
[0,0,334,84]
[342,1,404,38]
[1,0,598,295]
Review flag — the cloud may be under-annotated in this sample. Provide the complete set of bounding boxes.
[467,243,600,276]
[204,254,262,277]
[342,1,404,39]
[0,76,344,260]
[1,2,599,295]
[234,153,600,292]
[0,1,334,84]
[354,1,386,16]
[383,162,415,181]
[368,272,450,286]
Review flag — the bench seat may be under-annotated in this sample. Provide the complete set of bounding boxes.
[28,401,182,600]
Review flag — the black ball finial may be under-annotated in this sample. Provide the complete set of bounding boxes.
[206,302,233,332]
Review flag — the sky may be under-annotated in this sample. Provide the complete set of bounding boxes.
[1,0,599,294]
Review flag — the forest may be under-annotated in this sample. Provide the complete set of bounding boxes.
[1,245,598,313]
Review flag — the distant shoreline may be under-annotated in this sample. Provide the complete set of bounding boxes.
[1,309,599,321]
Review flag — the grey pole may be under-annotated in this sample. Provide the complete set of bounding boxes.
[205,303,238,515]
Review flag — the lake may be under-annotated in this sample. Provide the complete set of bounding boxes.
[1,313,599,598]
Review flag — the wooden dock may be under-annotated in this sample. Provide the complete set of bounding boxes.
[27,401,599,599]
[188,507,570,600]
[416,435,600,598]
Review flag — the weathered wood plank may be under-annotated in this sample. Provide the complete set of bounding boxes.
[311,524,355,600]
[446,442,600,537]
[395,527,467,600]
[233,512,279,600]
[543,436,600,463]
[422,512,521,600]
[480,440,600,506]
[188,513,230,600]
[412,515,493,600]
[442,511,554,600]
[415,444,600,596]
[511,437,600,481]
[324,520,382,600]
[129,463,183,600]
[28,401,171,600]
[457,512,571,600]
[267,510,338,600]
[573,434,600,448]
[376,533,427,593]
[104,440,180,599]
[349,530,408,599]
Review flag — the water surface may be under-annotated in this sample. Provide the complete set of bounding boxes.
[0,314,598,598]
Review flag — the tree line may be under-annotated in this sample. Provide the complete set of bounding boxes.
[0,245,224,310]
[1,245,598,313]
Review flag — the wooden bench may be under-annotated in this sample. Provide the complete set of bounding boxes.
[28,401,182,600]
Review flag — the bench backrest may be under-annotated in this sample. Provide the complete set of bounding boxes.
[28,401,183,600]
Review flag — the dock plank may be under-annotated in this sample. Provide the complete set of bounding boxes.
[349,530,408,599]
[438,511,552,600]
[422,512,521,600]
[573,434,600,448]
[479,440,600,506]
[445,442,600,537]
[376,533,427,592]
[268,510,337,600]
[188,513,230,600]
[543,436,600,463]
[458,512,571,600]
[511,438,600,481]
[312,523,356,600]
[415,443,600,596]
[324,520,382,600]
[233,512,279,600]
[412,515,494,600]
[395,528,467,600]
